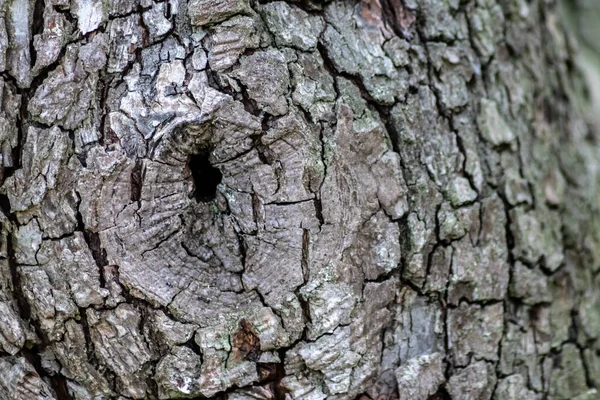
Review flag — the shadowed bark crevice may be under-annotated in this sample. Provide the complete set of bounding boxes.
[1,0,599,399]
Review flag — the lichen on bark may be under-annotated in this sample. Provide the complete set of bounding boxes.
[0,0,599,399]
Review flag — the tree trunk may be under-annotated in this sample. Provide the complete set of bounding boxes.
[560,0,600,129]
[0,0,598,399]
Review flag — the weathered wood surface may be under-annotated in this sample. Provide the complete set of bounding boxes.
[0,0,599,399]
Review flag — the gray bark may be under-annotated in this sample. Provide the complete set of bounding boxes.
[0,0,598,399]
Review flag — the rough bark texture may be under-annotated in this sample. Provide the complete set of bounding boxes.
[0,0,598,399]
[560,0,600,129]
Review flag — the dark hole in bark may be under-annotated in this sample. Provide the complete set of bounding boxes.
[189,151,222,202]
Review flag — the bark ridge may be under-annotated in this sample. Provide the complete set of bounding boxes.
[0,0,598,399]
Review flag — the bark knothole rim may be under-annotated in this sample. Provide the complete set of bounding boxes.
[189,151,222,202]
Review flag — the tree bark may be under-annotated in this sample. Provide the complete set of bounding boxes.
[0,0,598,399]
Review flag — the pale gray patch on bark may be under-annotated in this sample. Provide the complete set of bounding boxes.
[0,0,599,399]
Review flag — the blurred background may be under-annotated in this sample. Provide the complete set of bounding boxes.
[560,0,600,127]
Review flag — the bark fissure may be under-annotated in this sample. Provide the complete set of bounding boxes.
[0,0,599,399]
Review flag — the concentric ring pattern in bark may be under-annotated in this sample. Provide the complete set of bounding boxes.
[0,0,599,399]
